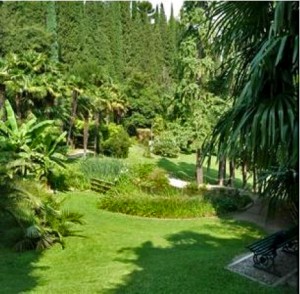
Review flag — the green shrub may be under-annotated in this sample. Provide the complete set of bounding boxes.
[47,165,90,191]
[129,164,170,194]
[47,168,69,191]
[152,131,180,158]
[138,168,170,194]
[99,192,216,218]
[130,163,156,179]
[168,121,195,153]
[0,179,84,251]
[64,167,90,191]
[102,124,131,158]
[204,188,253,214]
[183,182,201,196]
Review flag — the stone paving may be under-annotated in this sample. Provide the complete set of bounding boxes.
[227,250,298,288]
[229,196,298,289]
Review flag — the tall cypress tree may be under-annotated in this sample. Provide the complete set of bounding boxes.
[46,1,58,62]
[166,3,179,77]
[56,1,84,69]
[80,1,112,78]
[0,2,50,55]
[104,2,124,81]
[120,1,132,77]
[159,3,168,62]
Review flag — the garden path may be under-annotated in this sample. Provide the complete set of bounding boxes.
[231,196,293,233]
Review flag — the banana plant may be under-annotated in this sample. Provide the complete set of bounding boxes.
[0,100,66,182]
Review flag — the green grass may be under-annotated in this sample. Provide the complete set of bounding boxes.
[0,192,292,294]
[125,145,251,188]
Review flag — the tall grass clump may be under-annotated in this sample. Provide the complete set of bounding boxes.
[78,157,128,182]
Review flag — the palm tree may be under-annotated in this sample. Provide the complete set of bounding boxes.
[3,51,65,120]
[77,95,93,157]
[66,75,84,147]
[205,2,298,212]
[85,84,107,155]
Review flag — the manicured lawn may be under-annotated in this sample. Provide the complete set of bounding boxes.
[0,192,291,293]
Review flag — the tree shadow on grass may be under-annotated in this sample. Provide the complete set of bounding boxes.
[0,218,49,293]
[157,158,245,188]
[157,158,195,181]
[105,224,286,294]
[0,246,47,293]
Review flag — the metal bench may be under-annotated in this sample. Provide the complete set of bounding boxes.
[246,226,298,275]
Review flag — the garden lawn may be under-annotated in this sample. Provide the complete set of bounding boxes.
[0,192,291,294]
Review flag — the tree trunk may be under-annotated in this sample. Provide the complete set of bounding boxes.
[83,114,89,158]
[196,148,203,185]
[67,90,78,147]
[16,93,22,119]
[0,84,6,121]
[94,112,100,155]
[218,156,226,186]
[253,166,257,193]
[242,161,248,188]
[223,158,227,183]
[228,160,235,187]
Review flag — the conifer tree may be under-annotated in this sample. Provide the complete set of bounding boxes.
[120,2,132,76]
[46,1,58,62]
[56,1,84,69]
[103,2,124,81]
[166,4,178,76]
[80,1,112,78]
[0,2,50,55]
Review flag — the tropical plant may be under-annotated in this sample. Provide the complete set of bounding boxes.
[0,100,66,184]
[204,1,298,213]
[0,176,83,251]
[2,51,66,120]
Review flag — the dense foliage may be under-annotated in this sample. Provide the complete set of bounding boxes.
[0,0,297,253]
[204,1,299,213]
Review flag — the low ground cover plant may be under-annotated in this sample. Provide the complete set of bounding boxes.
[98,179,216,218]
[98,163,253,218]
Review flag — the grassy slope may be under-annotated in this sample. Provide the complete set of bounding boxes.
[125,145,250,187]
[0,192,290,294]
